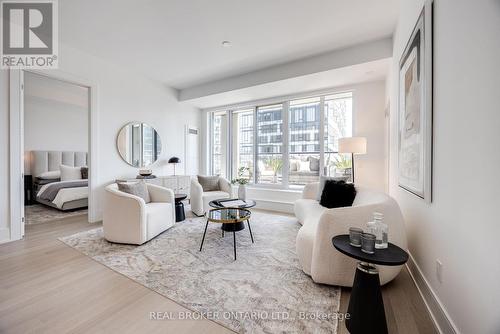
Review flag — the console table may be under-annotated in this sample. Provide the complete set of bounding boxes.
[116,175,191,197]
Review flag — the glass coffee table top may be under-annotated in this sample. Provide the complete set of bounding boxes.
[209,199,256,209]
[206,208,251,223]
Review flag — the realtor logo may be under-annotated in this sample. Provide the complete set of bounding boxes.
[1,0,58,68]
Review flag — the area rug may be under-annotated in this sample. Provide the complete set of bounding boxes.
[25,204,87,224]
[59,211,340,333]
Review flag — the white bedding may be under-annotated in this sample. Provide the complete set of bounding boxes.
[38,180,88,209]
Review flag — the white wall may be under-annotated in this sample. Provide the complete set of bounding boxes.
[24,73,89,174]
[0,69,9,242]
[202,80,388,212]
[389,1,500,333]
[0,43,201,241]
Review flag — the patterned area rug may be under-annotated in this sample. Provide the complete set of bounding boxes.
[25,204,87,224]
[59,211,340,333]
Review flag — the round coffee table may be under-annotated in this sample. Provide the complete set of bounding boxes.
[200,208,252,260]
[332,234,408,334]
[174,194,187,222]
[208,199,256,209]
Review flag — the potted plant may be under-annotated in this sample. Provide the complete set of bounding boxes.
[232,167,250,200]
[267,157,283,183]
[334,154,352,178]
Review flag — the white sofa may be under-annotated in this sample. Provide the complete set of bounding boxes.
[190,176,232,216]
[103,183,176,245]
[294,182,407,287]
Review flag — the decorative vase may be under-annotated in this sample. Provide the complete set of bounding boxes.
[238,184,246,200]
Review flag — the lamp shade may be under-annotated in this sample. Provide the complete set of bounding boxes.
[338,137,367,155]
[168,157,180,163]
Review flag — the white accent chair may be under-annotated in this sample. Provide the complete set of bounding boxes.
[103,183,176,245]
[190,177,232,216]
[294,182,407,287]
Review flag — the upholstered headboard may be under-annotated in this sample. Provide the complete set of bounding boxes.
[29,150,88,177]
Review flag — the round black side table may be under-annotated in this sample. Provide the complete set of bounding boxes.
[174,194,187,222]
[332,234,408,334]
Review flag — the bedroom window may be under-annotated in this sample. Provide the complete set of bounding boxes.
[208,91,352,188]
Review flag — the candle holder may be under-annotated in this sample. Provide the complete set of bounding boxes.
[349,227,363,247]
[361,233,376,254]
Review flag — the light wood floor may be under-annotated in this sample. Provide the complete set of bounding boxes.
[0,215,438,334]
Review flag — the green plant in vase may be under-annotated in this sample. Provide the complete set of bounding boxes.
[232,167,250,200]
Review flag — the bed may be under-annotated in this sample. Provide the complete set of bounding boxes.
[29,150,88,211]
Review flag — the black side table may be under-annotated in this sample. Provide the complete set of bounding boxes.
[24,175,33,205]
[174,194,187,222]
[332,234,408,334]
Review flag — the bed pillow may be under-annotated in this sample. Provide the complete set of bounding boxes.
[319,180,357,209]
[197,175,220,191]
[37,170,61,180]
[60,164,83,181]
[117,182,151,203]
[316,175,350,201]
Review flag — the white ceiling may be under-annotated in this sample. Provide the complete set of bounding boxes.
[187,58,390,109]
[60,0,398,90]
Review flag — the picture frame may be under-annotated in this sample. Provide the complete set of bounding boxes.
[398,0,433,202]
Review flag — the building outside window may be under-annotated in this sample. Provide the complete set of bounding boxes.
[256,104,283,184]
[209,91,352,188]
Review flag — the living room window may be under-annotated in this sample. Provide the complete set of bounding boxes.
[208,91,352,188]
[231,109,254,183]
[211,111,228,178]
[256,104,284,185]
[289,97,321,186]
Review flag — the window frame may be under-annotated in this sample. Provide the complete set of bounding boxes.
[207,89,353,189]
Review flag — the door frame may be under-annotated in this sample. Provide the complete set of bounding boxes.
[9,68,99,241]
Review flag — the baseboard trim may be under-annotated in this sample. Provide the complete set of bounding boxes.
[406,253,460,334]
[254,199,294,214]
[0,227,11,244]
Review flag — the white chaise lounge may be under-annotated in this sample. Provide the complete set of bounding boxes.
[294,182,407,287]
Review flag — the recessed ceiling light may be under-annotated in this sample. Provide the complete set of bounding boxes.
[221,41,232,47]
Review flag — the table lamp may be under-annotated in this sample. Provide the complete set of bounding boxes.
[338,137,367,183]
[168,157,181,176]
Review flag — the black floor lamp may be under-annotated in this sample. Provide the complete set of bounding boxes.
[338,137,367,183]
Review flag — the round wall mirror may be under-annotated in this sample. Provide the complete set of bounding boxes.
[116,122,162,167]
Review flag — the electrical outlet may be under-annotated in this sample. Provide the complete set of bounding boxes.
[436,260,443,283]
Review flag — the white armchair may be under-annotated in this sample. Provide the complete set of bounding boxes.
[103,183,175,245]
[294,182,407,287]
[190,176,232,216]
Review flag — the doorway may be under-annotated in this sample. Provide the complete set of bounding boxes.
[23,72,89,227]
[9,69,98,240]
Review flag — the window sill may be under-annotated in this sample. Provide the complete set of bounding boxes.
[244,186,303,194]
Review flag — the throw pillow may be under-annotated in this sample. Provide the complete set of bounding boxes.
[308,156,320,172]
[117,182,151,203]
[198,175,220,191]
[319,180,357,209]
[37,170,61,180]
[60,164,83,181]
[81,166,88,179]
[299,160,310,172]
[316,175,350,201]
